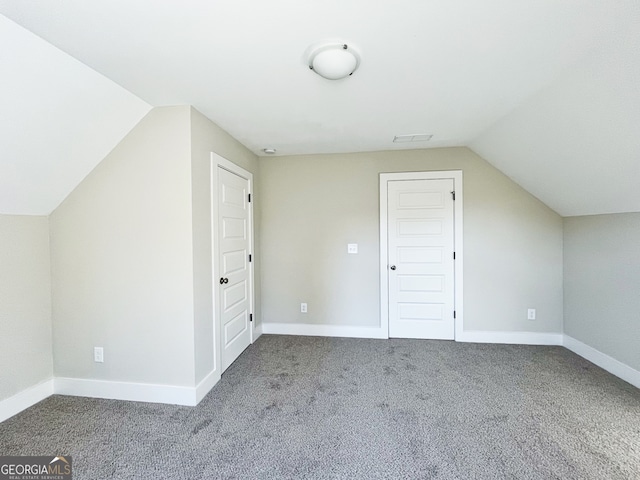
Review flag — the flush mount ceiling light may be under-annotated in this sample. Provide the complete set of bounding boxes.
[307,42,361,80]
[263,148,276,155]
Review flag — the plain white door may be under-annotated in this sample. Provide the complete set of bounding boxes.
[388,178,455,339]
[218,167,252,371]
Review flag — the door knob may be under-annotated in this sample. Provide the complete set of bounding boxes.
[390,265,396,270]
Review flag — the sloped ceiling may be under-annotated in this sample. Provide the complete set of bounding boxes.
[471,12,640,217]
[0,15,150,215]
[1,1,639,216]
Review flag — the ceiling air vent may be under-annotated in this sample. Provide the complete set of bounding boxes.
[393,134,433,143]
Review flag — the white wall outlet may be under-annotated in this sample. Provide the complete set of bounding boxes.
[347,243,358,254]
[94,346,104,363]
[301,303,308,313]
[527,309,536,320]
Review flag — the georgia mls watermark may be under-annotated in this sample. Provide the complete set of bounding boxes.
[0,456,72,480]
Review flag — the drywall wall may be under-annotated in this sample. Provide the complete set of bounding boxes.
[50,106,196,387]
[0,215,52,401]
[259,148,563,334]
[190,107,260,384]
[564,213,640,371]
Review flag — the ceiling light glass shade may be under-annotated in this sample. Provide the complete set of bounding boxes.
[307,43,360,80]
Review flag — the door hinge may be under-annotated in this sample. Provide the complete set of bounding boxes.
[250,313,253,322]
[453,251,456,260]
[451,191,456,201]
[453,310,456,319]
[249,254,252,262]
[248,193,252,203]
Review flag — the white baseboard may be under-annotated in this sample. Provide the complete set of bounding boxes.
[195,369,220,404]
[262,322,388,339]
[3,334,636,424]
[563,335,640,389]
[262,323,563,344]
[54,377,200,407]
[457,330,563,345]
[254,322,263,340]
[0,379,54,423]
[1,373,221,423]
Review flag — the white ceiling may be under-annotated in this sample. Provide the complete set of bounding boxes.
[471,12,640,216]
[1,1,639,216]
[0,15,150,215]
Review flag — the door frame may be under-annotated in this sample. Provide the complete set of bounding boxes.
[211,152,256,375]
[379,170,464,340]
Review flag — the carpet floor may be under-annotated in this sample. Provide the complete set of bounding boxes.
[1,335,639,479]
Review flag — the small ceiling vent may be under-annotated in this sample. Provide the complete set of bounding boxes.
[393,134,433,143]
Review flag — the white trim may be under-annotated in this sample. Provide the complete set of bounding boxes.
[211,153,256,376]
[1,372,224,421]
[0,379,54,423]
[457,331,563,345]
[194,369,220,405]
[380,170,463,340]
[262,322,388,339]
[3,335,637,422]
[210,158,221,380]
[254,321,263,339]
[263,324,564,346]
[54,377,199,407]
[379,174,390,337]
[563,335,640,389]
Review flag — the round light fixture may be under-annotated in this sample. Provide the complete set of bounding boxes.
[263,148,276,155]
[307,42,360,80]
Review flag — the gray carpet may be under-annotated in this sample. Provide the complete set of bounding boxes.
[1,335,639,479]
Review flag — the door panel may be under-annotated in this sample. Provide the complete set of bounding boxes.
[218,167,252,371]
[224,311,248,345]
[388,179,455,339]
[222,280,247,311]
[398,275,444,293]
[398,246,443,264]
[397,219,443,236]
[223,250,246,275]
[222,217,246,239]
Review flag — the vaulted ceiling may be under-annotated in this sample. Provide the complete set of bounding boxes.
[1,1,639,216]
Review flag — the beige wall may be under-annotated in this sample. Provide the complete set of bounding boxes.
[0,215,52,401]
[48,105,259,392]
[9,104,640,408]
[259,148,563,334]
[190,107,259,384]
[50,106,196,387]
[564,213,640,371]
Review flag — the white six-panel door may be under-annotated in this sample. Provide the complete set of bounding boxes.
[387,178,455,339]
[218,166,252,372]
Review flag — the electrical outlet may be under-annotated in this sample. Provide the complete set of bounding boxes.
[301,303,308,313]
[94,347,104,363]
[527,309,536,320]
[347,243,358,254]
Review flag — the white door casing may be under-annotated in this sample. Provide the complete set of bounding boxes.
[380,171,463,340]
[211,153,255,373]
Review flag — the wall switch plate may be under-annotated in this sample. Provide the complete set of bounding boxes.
[94,347,104,363]
[347,243,358,254]
[301,303,307,313]
[527,309,536,320]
